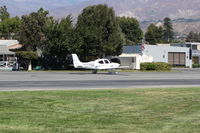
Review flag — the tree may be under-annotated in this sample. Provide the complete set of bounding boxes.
[0,6,20,39]
[186,32,200,42]
[0,17,21,39]
[145,24,163,44]
[41,15,75,69]
[76,4,123,60]
[0,5,10,21]
[19,8,49,51]
[16,51,38,70]
[118,16,143,45]
[163,17,173,42]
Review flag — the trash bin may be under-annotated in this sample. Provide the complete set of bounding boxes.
[35,66,42,70]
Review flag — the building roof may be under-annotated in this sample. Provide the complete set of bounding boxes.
[185,42,200,45]
[0,45,15,55]
[119,53,141,57]
[0,40,22,50]
[8,44,22,50]
[0,40,19,46]
[123,45,141,54]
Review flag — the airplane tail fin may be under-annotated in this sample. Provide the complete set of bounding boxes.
[72,54,82,68]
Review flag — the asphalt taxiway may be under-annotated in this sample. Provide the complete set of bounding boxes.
[0,68,200,91]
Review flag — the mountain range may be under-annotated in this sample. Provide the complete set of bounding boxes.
[1,0,200,34]
[51,0,200,22]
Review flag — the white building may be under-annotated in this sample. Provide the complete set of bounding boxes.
[171,42,200,64]
[117,45,192,69]
[0,40,21,70]
[117,53,153,70]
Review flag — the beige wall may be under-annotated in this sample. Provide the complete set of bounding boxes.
[197,45,200,50]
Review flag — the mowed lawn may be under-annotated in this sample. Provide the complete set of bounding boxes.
[0,88,200,133]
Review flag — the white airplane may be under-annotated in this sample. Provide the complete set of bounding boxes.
[72,54,123,74]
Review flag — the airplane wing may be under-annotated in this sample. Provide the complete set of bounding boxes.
[118,66,130,69]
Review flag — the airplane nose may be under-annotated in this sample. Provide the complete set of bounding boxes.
[116,63,120,67]
[112,63,120,68]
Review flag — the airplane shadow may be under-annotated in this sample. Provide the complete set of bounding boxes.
[68,72,128,76]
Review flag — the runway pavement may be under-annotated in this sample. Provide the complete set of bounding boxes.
[0,68,200,91]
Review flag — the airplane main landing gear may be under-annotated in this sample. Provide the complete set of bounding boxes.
[108,69,118,74]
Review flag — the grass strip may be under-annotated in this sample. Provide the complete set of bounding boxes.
[0,88,200,133]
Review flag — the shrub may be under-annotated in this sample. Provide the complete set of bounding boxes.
[16,51,38,70]
[192,64,200,68]
[140,62,172,71]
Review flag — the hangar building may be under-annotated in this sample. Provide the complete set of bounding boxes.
[117,45,192,69]
[170,42,200,64]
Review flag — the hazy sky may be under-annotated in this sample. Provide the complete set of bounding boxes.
[68,0,88,4]
[9,0,88,4]
[0,0,90,16]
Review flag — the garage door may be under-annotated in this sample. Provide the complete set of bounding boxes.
[168,52,186,66]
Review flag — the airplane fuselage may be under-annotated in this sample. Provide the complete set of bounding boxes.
[77,59,120,70]
[72,54,121,74]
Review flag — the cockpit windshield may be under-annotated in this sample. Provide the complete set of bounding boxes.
[104,60,110,64]
[98,60,104,64]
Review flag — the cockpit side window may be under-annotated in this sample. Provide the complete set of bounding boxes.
[104,60,109,64]
[98,60,104,64]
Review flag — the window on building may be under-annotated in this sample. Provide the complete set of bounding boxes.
[132,57,136,63]
[192,45,197,50]
[0,55,3,61]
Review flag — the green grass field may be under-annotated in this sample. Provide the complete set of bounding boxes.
[0,88,200,133]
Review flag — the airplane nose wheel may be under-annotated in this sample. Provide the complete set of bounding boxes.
[92,70,98,74]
